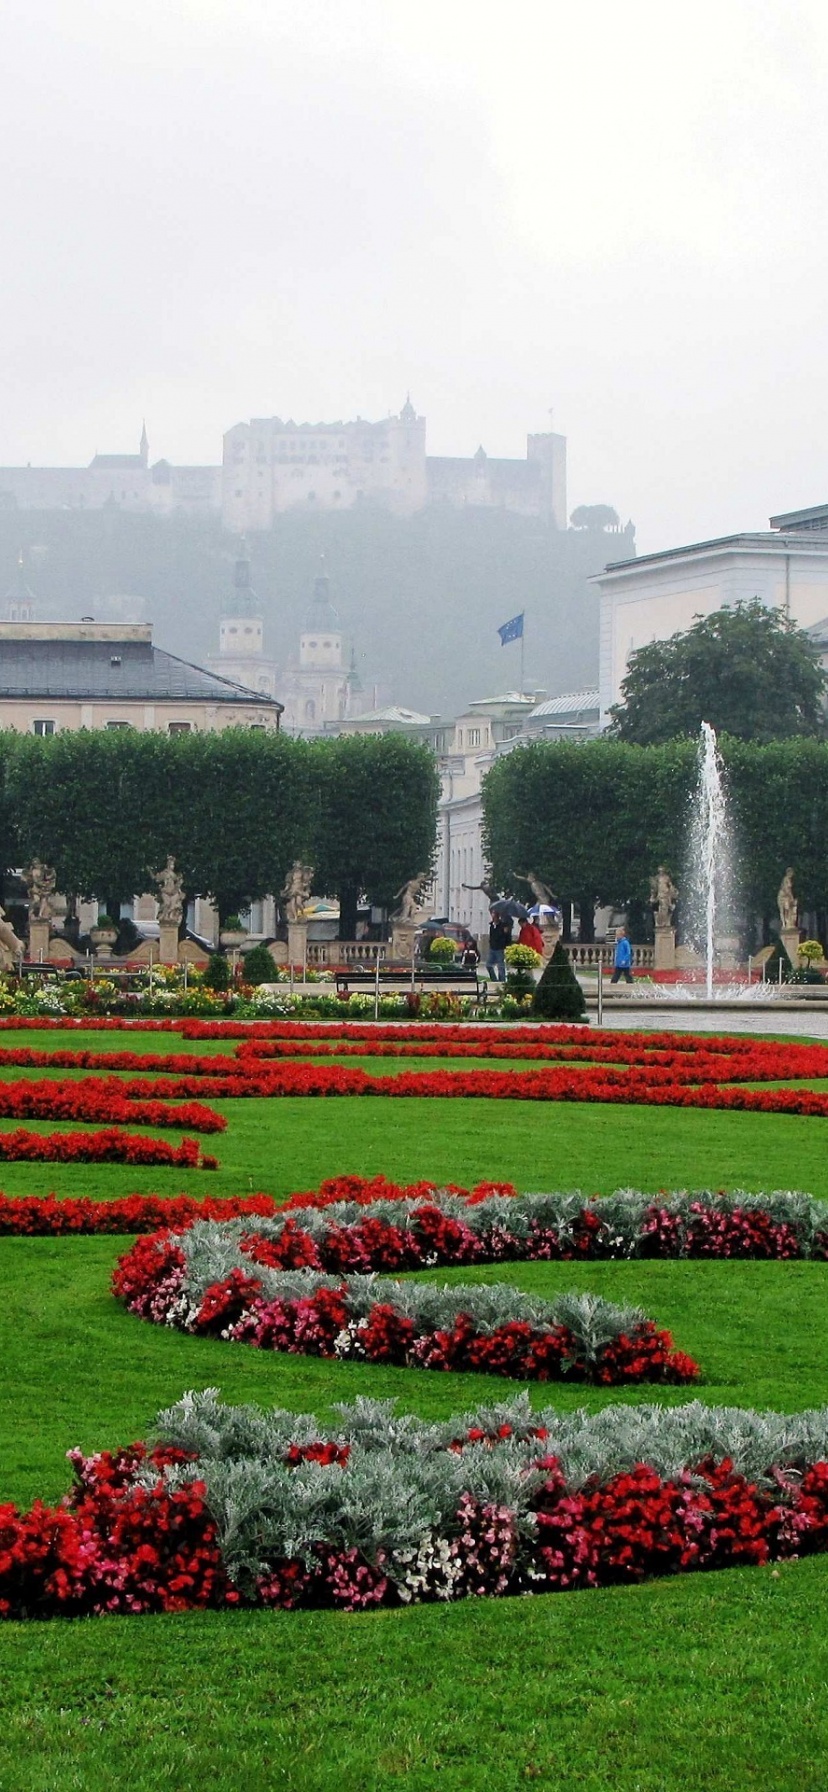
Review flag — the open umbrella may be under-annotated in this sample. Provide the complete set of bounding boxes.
[490,897,530,921]
[528,903,560,921]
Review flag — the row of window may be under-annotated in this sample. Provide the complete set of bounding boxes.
[33,720,195,737]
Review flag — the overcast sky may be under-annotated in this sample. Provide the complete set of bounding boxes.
[2,0,828,551]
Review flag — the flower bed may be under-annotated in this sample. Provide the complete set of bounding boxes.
[6,1390,828,1618]
[0,1076,224,1132]
[113,1221,698,1385]
[0,1129,217,1167]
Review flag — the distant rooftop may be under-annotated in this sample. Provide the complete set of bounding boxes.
[0,621,282,709]
[344,705,434,726]
[769,503,828,533]
[599,529,828,577]
[529,689,599,717]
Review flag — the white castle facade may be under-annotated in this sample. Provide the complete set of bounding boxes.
[0,405,567,532]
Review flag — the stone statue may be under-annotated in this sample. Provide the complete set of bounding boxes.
[650,865,678,929]
[281,861,314,923]
[778,867,798,933]
[24,860,57,921]
[0,905,24,969]
[393,872,430,922]
[152,855,185,926]
[513,870,556,909]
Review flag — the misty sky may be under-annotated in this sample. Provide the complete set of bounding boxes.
[3,0,828,553]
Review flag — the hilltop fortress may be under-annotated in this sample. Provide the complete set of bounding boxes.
[0,402,567,532]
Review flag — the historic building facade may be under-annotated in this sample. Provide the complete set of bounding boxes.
[222,401,567,532]
[595,509,828,725]
[0,428,221,516]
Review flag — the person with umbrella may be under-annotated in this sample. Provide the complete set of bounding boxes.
[487,900,521,981]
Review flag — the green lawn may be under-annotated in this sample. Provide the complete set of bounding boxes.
[2,1026,828,1790]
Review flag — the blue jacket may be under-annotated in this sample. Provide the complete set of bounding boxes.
[614,935,632,969]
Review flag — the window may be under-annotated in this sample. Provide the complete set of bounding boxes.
[305,699,316,720]
[33,719,55,736]
[106,720,133,730]
[468,728,481,747]
[168,721,192,735]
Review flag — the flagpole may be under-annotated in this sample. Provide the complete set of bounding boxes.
[519,613,525,696]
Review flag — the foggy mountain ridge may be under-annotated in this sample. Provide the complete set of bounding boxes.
[0,508,634,718]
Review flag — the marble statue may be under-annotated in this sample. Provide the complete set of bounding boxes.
[281,861,314,923]
[392,872,430,922]
[152,855,185,926]
[24,860,57,921]
[650,865,678,928]
[777,867,798,932]
[0,906,24,968]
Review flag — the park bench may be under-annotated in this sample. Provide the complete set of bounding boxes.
[334,965,484,1001]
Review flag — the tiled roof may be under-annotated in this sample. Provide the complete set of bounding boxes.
[0,638,282,708]
[529,689,599,717]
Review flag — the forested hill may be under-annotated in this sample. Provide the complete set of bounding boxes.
[0,506,634,717]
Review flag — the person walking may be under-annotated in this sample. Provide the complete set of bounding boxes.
[611,925,634,984]
[487,910,512,981]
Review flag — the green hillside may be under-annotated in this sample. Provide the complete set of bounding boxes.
[0,507,634,718]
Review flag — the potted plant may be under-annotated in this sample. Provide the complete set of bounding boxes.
[219,915,248,948]
[90,913,118,952]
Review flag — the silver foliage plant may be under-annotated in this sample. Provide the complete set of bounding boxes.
[175,1219,648,1354]
[147,1389,828,1597]
[184,1185,828,1261]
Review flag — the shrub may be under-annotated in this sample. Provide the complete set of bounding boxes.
[428,936,457,963]
[203,952,232,992]
[242,944,279,986]
[531,939,587,1021]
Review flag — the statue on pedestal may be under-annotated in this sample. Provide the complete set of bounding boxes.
[24,860,57,921]
[778,867,798,933]
[650,866,678,929]
[0,906,24,969]
[152,855,185,926]
[281,861,314,923]
[392,872,430,922]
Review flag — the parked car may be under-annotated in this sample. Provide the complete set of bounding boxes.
[414,920,480,964]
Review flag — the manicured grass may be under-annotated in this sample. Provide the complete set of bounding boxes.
[2,1026,828,1790]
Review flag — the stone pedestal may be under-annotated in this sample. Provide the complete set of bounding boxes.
[781,928,801,966]
[391,921,417,965]
[653,925,676,972]
[715,936,741,971]
[540,923,560,963]
[288,921,308,973]
[28,917,51,963]
[158,922,180,966]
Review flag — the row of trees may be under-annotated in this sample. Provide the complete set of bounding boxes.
[0,730,439,933]
[483,737,828,937]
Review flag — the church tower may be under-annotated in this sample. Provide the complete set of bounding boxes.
[207,540,279,698]
[282,557,356,732]
[5,550,35,623]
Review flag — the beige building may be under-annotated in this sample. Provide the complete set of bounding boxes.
[222,401,567,532]
[0,427,221,517]
[595,509,828,725]
[0,620,283,734]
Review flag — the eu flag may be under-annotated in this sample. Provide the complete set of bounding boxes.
[497,612,524,645]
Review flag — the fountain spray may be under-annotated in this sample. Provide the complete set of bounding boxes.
[689,722,730,999]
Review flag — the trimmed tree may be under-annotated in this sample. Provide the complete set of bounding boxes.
[531,939,587,1021]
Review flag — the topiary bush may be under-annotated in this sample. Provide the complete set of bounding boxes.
[204,952,232,992]
[763,938,793,984]
[242,944,279,986]
[531,939,587,1021]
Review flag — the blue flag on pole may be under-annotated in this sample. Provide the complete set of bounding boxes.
[497,612,524,645]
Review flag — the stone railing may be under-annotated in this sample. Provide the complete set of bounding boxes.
[305,940,388,967]
[565,943,655,969]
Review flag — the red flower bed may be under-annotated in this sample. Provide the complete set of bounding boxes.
[113,1243,699,1386]
[4,1424,828,1617]
[0,1129,217,1167]
[0,1191,282,1235]
[0,1076,224,1132]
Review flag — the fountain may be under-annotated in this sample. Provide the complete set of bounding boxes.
[686,721,733,999]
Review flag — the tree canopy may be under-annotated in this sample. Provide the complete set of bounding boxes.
[1,729,438,932]
[483,735,828,929]
[609,601,827,745]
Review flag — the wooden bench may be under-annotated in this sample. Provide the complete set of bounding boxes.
[334,966,484,1001]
